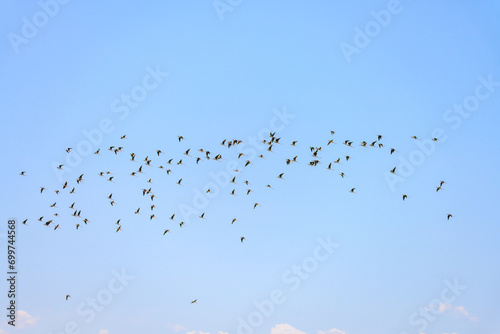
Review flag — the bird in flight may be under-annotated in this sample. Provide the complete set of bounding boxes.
[191,299,197,304]
[241,237,245,243]
[66,295,71,300]
[402,194,407,201]
[447,214,453,220]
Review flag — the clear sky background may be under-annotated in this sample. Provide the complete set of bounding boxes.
[1,1,499,334]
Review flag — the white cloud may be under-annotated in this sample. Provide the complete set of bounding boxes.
[99,330,109,334]
[185,331,227,334]
[427,303,479,322]
[271,324,307,334]
[454,305,479,322]
[166,323,188,332]
[438,302,453,314]
[16,310,40,328]
[455,305,469,316]
[318,329,346,334]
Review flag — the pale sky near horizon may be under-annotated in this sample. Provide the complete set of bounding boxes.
[1,1,500,334]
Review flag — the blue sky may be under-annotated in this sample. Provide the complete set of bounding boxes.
[1,1,500,334]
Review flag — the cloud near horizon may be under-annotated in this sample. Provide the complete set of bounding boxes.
[318,329,347,334]
[16,310,39,328]
[167,323,188,332]
[181,324,346,334]
[271,323,346,334]
[427,302,479,322]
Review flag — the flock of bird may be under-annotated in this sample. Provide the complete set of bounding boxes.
[18,131,453,302]
[20,132,453,233]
